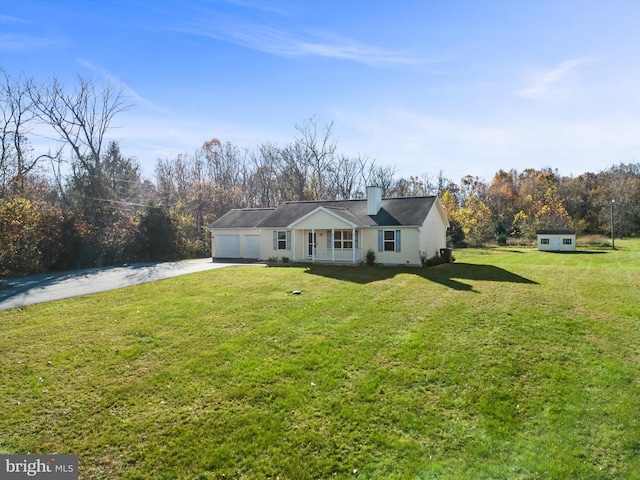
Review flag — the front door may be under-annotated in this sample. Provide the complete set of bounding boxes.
[307,232,317,257]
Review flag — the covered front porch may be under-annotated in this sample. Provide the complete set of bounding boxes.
[292,228,363,263]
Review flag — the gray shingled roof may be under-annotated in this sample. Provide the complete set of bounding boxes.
[536,229,576,235]
[209,197,440,230]
[208,208,275,229]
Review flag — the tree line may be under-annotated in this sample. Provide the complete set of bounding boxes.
[1,71,638,277]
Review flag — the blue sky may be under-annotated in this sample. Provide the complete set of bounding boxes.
[1,0,639,183]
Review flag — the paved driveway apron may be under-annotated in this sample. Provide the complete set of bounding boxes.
[0,259,250,311]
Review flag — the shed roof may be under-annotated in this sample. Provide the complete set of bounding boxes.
[536,229,576,235]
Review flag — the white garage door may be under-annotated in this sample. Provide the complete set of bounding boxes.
[216,235,240,258]
[244,236,260,259]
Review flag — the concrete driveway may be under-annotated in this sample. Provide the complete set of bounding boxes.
[0,259,259,311]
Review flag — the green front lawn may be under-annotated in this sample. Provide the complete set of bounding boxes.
[1,241,639,479]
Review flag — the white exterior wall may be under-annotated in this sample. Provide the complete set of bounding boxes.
[263,227,422,264]
[259,229,290,261]
[360,227,421,266]
[293,210,353,230]
[419,205,448,259]
[211,199,450,264]
[291,229,305,261]
[537,234,576,251]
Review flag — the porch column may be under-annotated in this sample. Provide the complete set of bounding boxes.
[312,228,315,261]
[292,229,296,262]
[352,227,356,263]
[331,228,335,262]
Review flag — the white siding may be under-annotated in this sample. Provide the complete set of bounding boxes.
[210,198,450,264]
[260,229,292,261]
[537,234,576,251]
[361,228,421,266]
[419,205,448,260]
[292,209,353,230]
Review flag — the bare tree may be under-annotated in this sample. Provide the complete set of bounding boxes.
[328,155,363,200]
[173,155,191,208]
[363,163,397,197]
[202,138,245,188]
[604,163,640,237]
[249,142,280,207]
[23,75,132,225]
[155,157,176,207]
[279,142,311,201]
[294,117,337,199]
[0,70,57,197]
[28,75,130,173]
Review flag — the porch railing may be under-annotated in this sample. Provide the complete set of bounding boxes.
[310,247,363,263]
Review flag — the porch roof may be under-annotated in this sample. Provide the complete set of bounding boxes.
[288,206,361,228]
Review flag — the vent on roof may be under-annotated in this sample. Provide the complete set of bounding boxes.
[367,185,382,215]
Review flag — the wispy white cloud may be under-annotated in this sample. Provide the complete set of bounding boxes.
[0,34,59,52]
[517,57,593,98]
[0,14,27,23]
[114,110,293,175]
[225,0,296,18]
[0,14,62,52]
[77,58,173,115]
[296,30,418,65]
[336,106,640,181]
[173,14,420,67]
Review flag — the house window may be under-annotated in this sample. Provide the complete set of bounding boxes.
[273,231,290,250]
[563,238,572,245]
[277,231,287,249]
[378,230,401,252]
[384,230,396,251]
[333,230,353,249]
[541,238,550,245]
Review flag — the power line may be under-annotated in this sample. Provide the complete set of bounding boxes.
[81,196,164,209]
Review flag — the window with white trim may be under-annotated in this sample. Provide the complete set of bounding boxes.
[274,231,290,250]
[333,230,353,249]
[384,230,396,251]
[277,231,287,249]
[378,229,401,252]
[563,238,572,245]
[541,238,550,245]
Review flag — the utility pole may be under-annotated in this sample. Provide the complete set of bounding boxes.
[611,199,615,250]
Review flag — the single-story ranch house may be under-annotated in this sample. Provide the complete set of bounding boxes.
[536,229,577,252]
[208,186,450,266]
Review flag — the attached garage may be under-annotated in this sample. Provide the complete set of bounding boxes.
[244,236,260,259]
[215,235,240,258]
[208,208,276,260]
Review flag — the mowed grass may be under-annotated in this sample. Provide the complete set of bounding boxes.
[1,241,639,479]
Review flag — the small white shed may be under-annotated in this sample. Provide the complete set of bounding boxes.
[536,230,576,252]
